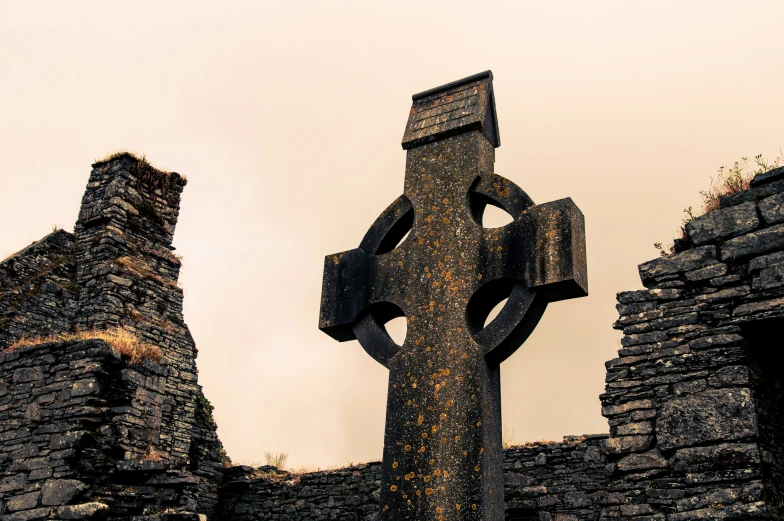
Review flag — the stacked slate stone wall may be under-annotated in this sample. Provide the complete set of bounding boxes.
[0,339,201,520]
[503,435,608,521]
[214,436,608,521]
[598,165,784,520]
[70,154,225,511]
[0,154,225,520]
[0,230,77,349]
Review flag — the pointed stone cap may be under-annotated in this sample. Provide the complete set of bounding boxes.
[401,70,500,150]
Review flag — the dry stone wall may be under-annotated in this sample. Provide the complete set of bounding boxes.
[215,437,608,521]
[597,165,784,520]
[0,230,77,349]
[0,154,225,521]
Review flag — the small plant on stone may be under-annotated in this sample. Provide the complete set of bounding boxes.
[655,150,783,256]
[264,451,289,470]
[195,394,217,428]
[502,426,517,448]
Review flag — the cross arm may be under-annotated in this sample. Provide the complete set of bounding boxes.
[498,197,588,301]
[319,248,404,368]
[319,248,375,342]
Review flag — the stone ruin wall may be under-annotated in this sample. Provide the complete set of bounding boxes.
[3,156,784,521]
[214,435,608,521]
[0,154,225,521]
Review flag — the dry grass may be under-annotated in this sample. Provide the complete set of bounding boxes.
[502,426,517,449]
[265,451,289,469]
[93,150,187,187]
[5,327,162,364]
[521,440,560,448]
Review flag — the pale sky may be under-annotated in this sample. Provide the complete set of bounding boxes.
[1,1,783,470]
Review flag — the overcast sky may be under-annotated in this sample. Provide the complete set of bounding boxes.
[2,1,783,470]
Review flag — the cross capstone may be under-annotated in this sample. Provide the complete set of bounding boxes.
[320,71,588,521]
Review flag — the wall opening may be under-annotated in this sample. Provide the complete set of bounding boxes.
[742,317,784,512]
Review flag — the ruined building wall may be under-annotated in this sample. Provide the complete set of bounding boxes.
[0,339,189,520]
[595,165,784,520]
[0,230,77,349]
[0,154,225,521]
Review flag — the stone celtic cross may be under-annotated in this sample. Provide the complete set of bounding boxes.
[319,71,587,521]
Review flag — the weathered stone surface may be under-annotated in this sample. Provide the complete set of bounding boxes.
[1,507,51,521]
[6,491,41,511]
[638,246,717,284]
[657,389,757,450]
[601,399,653,417]
[759,191,784,224]
[57,502,109,519]
[751,165,784,187]
[669,443,760,473]
[319,71,587,521]
[685,202,759,245]
[615,452,668,472]
[721,223,784,261]
[601,435,653,454]
[41,479,87,506]
[684,263,727,281]
[734,296,784,316]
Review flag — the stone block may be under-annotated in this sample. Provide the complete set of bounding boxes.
[733,296,784,317]
[751,165,784,187]
[639,246,716,285]
[7,491,41,512]
[657,388,757,450]
[57,503,109,519]
[0,475,25,493]
[617,289,681,304]
[685,202,759,245]
[616,451,668,472]
[70,379,99,397]
[758,192,784,224]
[601,399,654,417]
[615,421,652,436]
[601,435,653,454]
[12,368,44,384]
[752,263,784,290]
[41,479,87,506]
[721,223,784,261]
[707,366,750,387]
[0,508,52,521]
[669,443,760,473]
[684,263,727,281]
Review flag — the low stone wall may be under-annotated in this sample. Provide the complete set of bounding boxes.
[596,165,784,520]
[216,463,382,521]
[504,435,608,521]
[215,435,609,521]
[0,154,227,519]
